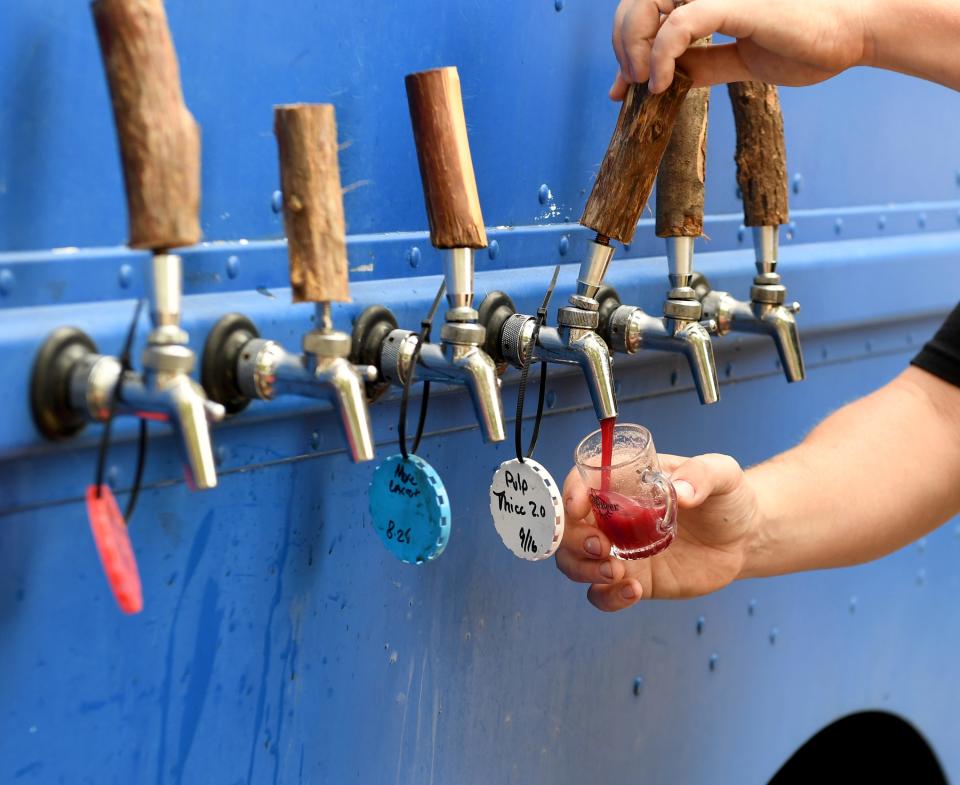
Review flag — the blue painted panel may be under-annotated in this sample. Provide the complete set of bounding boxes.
[2,2,960,785]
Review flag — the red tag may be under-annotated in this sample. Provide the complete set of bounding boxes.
[85,485,143,614]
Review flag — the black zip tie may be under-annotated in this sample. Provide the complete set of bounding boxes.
[398,280,446,460]
[93,298,149,522]
[515,265,561,463]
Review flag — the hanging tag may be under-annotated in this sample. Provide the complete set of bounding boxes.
[85,485,143,614]
[369,454,451,564]
[490,458,564,560]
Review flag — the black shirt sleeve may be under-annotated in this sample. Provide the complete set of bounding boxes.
[911,302,960,388]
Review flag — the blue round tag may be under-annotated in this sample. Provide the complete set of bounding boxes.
[368,454,451,564]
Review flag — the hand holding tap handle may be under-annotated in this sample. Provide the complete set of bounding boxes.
[598,42,720,407]
[274,104,351,304]
[405,67,488,252]
[92,0,201,250]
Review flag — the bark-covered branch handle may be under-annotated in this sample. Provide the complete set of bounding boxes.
[580,71,693,245]
[274,104,350,304]
[92,0,201,251]
[656,37,711,238]
[727,82,789,227]
[405,67,488,250]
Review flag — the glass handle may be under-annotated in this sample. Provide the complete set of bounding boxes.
[643,470,677,534]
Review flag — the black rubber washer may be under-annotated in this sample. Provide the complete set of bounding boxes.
[594,285,622,343]
[31,327,97,441]
[201,313,259,415]
[476,291,517,363]
[351,305,397,402]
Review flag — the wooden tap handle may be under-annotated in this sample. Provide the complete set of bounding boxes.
[92,0,201,250]
[405,67,488,249]
[656,38,711,238]
[580,71,693,245]
[274,104,350,304]
[727,82,789,226]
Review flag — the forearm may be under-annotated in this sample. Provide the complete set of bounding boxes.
[862,0,960,90]
[740,367,960,578]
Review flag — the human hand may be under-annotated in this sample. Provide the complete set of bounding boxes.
[555,453,759,611]
[609,0,870,99]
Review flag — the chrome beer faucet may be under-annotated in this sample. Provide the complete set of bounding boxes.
[478,237,618,422]
[350,66,506,444]
[30,0,223,489]
[699,82,805,383]
[201,104,376,463]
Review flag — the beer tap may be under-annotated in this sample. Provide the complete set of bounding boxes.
[481,74,698,420]
[697,82,805,383]
[31,0,223,489]
[352,67,506,443]
[201,104,376,463]
[596,39,720,405]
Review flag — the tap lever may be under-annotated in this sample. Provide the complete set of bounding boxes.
[580,71,693,246]
[274,103,350,304]
[728,82,788,231]
[405,67,488,251]
[92,0,201,250]
[656,36,711,262]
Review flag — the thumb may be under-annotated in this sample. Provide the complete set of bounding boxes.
[669,453,744,509]
[677,42,753,87]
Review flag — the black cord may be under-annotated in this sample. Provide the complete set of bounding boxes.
[515,265,561,463]
[93,299,149,523]
[399,281,446,460]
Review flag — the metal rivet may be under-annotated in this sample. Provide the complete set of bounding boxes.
[215,446,228,467]
[0,269,14,297]
[538,184,550,204]
[785,221,797,241]
[748,599,757,616]
[724,362,733,379]
[696,616,705,635]
[623,243,631,254]
[769,627,779,645]
[834,218,844,235]
[792,173,803,194]
[918,213,927,229]
[488,239,499,260]
[916,568,926,587]
[669,370,678,387]
[737,225,746,243]
[226,255,240,280]
[554,0,564,10]
[407,246,421,269]
[633,676,643,696]
[821,346,828,360]
[878,215,887,231]
[558,235,569,256]
[708,653,718,671]
[118,264,133,289]
[271,190,283,213]
[545,390,557,409]
[849,596,858,614]
[311,431,321,450]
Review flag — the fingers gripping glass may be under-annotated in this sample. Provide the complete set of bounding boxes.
[575,423,677,560]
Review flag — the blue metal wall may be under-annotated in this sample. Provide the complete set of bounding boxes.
[2,2,960,784]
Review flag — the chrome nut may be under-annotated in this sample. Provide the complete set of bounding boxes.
[303,329,351,358]
[750,283,787,305]
[440,321,485,346]
[142,344,195,374]
[663,298,702,322]
[557,306,599,330]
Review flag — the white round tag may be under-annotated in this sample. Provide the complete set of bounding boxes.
[489,457,564,560]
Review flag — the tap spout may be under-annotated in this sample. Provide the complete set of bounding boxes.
[702,291,805,383]
[417,340,507,443]
[235,336,376,462]
[607,305,719,404]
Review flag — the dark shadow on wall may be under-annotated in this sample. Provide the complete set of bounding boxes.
[770,710,948,785]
